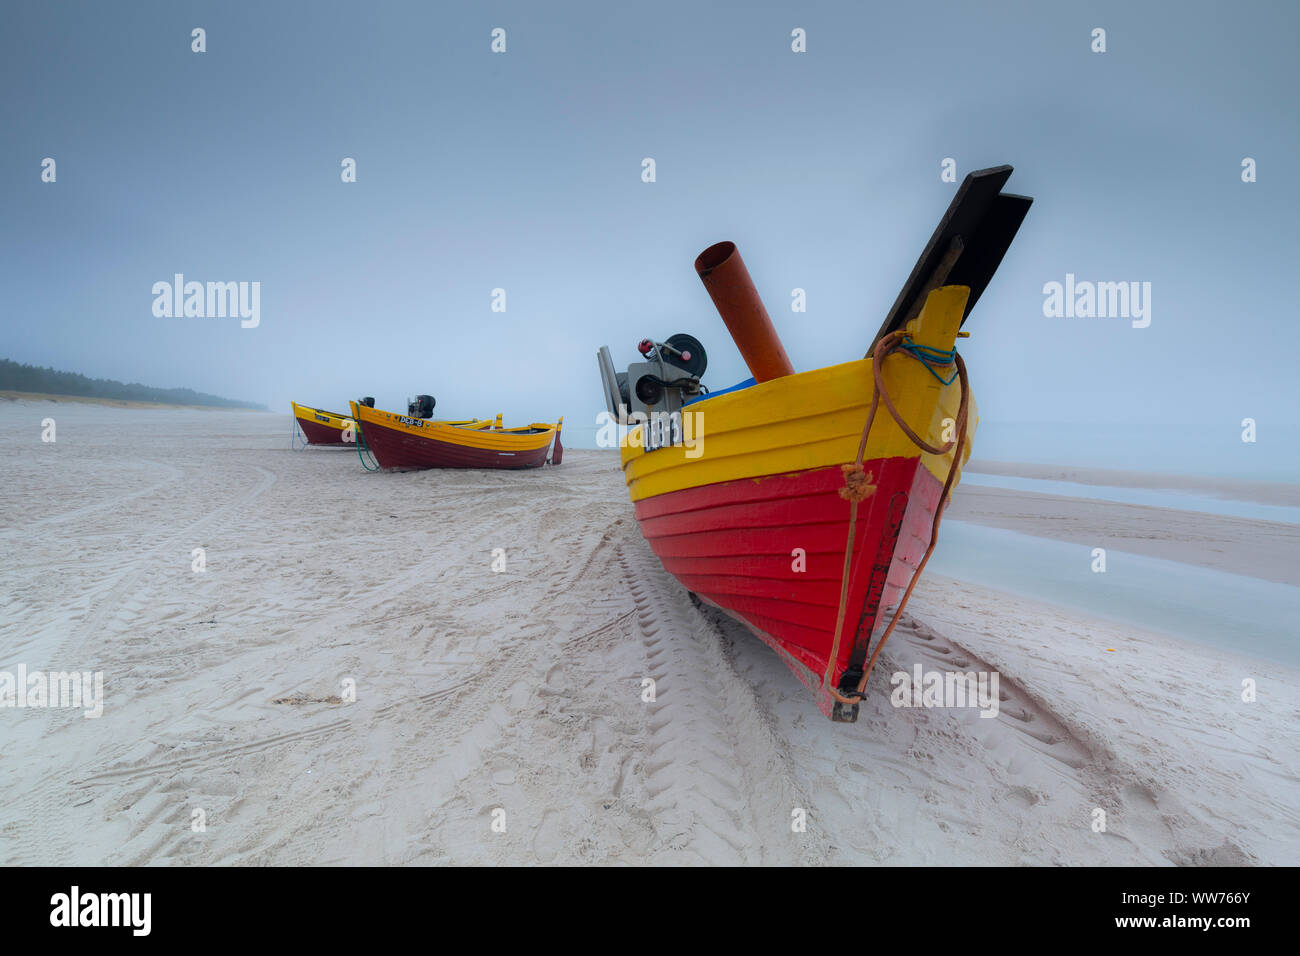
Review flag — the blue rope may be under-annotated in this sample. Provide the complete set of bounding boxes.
[898,340,959,386]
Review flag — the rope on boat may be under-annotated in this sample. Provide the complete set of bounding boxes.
[897,341,960,386]
[290,417,307,451]
[354,421,381,472]
[821,329,972,707]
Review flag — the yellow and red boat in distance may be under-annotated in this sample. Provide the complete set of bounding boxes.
[596,166,1031,721]
[349,396,563,470]
[291,397,492,448]
[290,400,360,446]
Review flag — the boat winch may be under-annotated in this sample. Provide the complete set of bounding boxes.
[597,333,706,424]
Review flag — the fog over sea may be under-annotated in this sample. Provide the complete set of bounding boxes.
[974,422,1299,483]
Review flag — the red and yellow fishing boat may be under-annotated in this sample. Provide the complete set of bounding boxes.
[291,398,493,448]
[597,166,1031,720]
[349,397,563,471]
[290,401,358,446]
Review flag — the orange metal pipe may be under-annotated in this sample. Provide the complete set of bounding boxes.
[694,241,795,383]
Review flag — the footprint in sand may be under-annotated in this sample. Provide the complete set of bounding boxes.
[532,810,562,863]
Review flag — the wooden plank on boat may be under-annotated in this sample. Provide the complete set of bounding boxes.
[870,165,1032,350]
[950,191,1032,323]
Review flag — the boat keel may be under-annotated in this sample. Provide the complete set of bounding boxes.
[831,700,860,723]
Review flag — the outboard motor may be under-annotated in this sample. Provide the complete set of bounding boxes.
[597,333,707,424]
[407,394,435,419]
[358,396,375,408]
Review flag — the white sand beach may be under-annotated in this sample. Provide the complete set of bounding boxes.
[1,400,1297,866]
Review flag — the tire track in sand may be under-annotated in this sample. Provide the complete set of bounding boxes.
[619,540,820,865]
[91,494,630,864]
[0,463,279,865]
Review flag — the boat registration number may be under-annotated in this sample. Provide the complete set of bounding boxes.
[643,411,683,452]
[314,414,331,423]
[398,416,425,427]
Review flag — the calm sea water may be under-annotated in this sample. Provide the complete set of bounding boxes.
[927,522,1300,668]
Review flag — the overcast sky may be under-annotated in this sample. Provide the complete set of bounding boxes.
[3,0,1296,447]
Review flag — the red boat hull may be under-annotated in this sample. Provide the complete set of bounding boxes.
[359,418,551,470]
[633,455,943,717]
[295,416,352,446]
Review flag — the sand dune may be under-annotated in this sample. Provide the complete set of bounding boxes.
[1,402,1296,865]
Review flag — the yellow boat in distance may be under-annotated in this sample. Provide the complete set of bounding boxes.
[290,399,492,447]
[350,399,563,470]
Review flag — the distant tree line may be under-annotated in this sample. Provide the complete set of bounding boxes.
[0,359,267,410]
